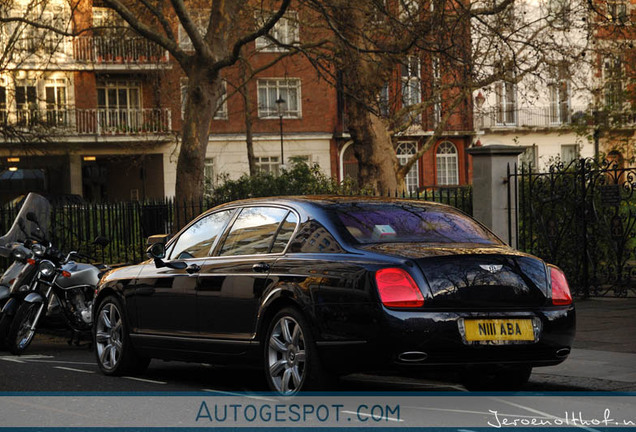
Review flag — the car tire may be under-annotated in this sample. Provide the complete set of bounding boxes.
[461,365,532,391]
[94,295,149,376]
[263,307,333,394]
[7,302,41,355]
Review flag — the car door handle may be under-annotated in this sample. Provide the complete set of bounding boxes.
[252,262,270,273]
[186,264,201,274]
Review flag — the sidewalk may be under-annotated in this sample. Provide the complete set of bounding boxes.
[533,297,636,391]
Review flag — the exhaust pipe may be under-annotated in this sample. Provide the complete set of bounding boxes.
[556,348,571,358]
[398,351,428,363]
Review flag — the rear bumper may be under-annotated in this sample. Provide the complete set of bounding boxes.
[316,305,575,373]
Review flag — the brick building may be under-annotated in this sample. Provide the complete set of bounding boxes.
[0,0,474,203]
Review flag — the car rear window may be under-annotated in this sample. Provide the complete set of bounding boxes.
[331,203,501,245]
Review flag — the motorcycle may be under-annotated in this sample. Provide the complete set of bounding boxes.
[0,193,106,355]
[0,193,52,347]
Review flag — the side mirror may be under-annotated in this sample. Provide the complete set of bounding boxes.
[147,242,166,260]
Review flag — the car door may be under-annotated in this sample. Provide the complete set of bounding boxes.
[197,206,298,341]
[134,209,235,337]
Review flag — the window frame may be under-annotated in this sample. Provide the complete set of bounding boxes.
[254,10,300,52]
[495,80,516,125]
[548,63,570,124]
[396,141,420,192]
[167,208,237,261]
[257,78,302,119]
[255,156,281,175]
[213,205,300,257]
[436,141,459,186]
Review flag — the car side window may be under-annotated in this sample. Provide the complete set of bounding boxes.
[288,220,343,253]
[270,211,299,254]
[218,207,289,256]
[170,210,234,260]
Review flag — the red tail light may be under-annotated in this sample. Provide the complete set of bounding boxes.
[550,266,572,305]
[61,270,72,278]
[375,268,424,308]
[27,258,36,265]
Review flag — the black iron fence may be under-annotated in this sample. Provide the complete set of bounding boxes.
[1,186,472,269]
[508,159,636,297]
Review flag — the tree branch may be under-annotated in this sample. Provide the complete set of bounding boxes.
[101,0,187,66]
[212,0,292,72]
[169,0,211,58]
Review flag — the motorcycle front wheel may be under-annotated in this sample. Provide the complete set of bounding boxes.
[7,302,41,355]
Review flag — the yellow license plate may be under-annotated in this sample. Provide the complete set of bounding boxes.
[464,319,535,342]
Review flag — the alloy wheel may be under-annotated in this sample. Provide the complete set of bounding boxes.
[95,302,123,371]
[267,315,307,394]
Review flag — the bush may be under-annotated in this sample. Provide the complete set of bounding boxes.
[210,159,349,202]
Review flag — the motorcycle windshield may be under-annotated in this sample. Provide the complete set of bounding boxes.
[0,193,51,253]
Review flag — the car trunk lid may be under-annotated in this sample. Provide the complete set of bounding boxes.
[360,243,550,309]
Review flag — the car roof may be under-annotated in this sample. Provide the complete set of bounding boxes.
[210,195,455,211]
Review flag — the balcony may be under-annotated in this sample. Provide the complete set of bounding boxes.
[476,106,636,130]
[73,36,169,67]
[3,107,172,136]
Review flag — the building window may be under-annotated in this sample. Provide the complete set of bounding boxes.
[603,55,624,109]
[204,158,215,195]
[378,82,390,117]
[396,142,419,192]
[177,11,208,51]
[606,1,628,24]
[257,79,301,118]
[549,63,570,124]
[401,56,421,107]
[97,81,141,131]
[255,156,281,175]
[371,0,388,24]
[0,84,7,124]
[432,54,442,127]
[436,141,459,185]
[255,11,299,52]
[15,81,37,125]
[495,80,516,125]
[45,78,68,126]
[180,78,227,120]
[561,144,579,164]
[399,0,420,20]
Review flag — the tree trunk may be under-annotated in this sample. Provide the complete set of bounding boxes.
[240,59,256,176]
[345,100,399,194]
[175,66,221,227]
[333,2,399,194]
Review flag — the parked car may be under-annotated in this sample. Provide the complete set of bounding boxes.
[93,196,575,394]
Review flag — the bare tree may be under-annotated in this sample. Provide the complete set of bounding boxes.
[85,0,291,209]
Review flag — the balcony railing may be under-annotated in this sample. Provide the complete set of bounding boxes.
[3,108,172,135]
[476,106,636,129]
[77,108,172,135]
[73,36,169,64]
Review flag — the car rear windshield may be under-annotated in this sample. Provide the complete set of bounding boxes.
[331,203,501,245]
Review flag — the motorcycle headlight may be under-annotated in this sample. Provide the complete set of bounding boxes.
[31,243,46,257]
[39,260,56,278]
[11,248,27,261]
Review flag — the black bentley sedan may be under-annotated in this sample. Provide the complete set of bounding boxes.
[93,196,575,394]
